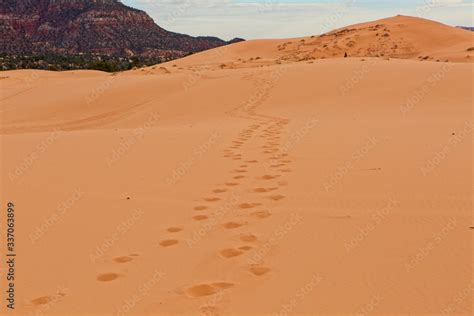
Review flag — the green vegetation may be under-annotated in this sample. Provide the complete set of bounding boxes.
[0,53,170,72]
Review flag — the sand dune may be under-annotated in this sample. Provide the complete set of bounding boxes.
[0,16,472,315]
[151,15,473,71]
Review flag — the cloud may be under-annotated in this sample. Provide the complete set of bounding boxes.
[122,0,473,40]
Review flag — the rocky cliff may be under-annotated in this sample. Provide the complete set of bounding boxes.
[0,0,240,59]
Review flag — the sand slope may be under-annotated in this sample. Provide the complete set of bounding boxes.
[154,15,473,70]
[0,16,473,316]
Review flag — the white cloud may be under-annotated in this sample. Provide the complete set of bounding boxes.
[122,0,474,40]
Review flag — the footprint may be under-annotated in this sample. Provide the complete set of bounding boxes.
[245,160,258,163]
[167,227,183,233]
[268,194,285,201]
[204,197,221,202]
[212,189,227,194]
[30,291,66,306]
[223,222,244,229]
[31,296,53,305]
[249,265,271,276]
[113,256,134,264]
[212,282,234,290]
[239,245,253,251]
[261,175,280,180]
[240,234,257,242]
[251,210,272,219]
[233,169,247,173]
[193,215,209,221]
[239,203,261,209]
[233,175,245,180]
[253,187,277,193]
[185,282,234,298]
[159,239,179,247]
[185,284,217,298]
[270,164,285,168]
[97,273,121,282]
[194,206,208,211]
[219,248,244,258]
[200,305,220,315]
[225,182,239,186]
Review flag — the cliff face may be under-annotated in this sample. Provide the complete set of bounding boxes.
[0,0,238,58]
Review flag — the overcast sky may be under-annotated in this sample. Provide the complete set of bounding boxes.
[121,0,474,40]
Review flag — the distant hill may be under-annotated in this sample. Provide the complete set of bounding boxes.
[457,26,474,32]
[0,0,243,71]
